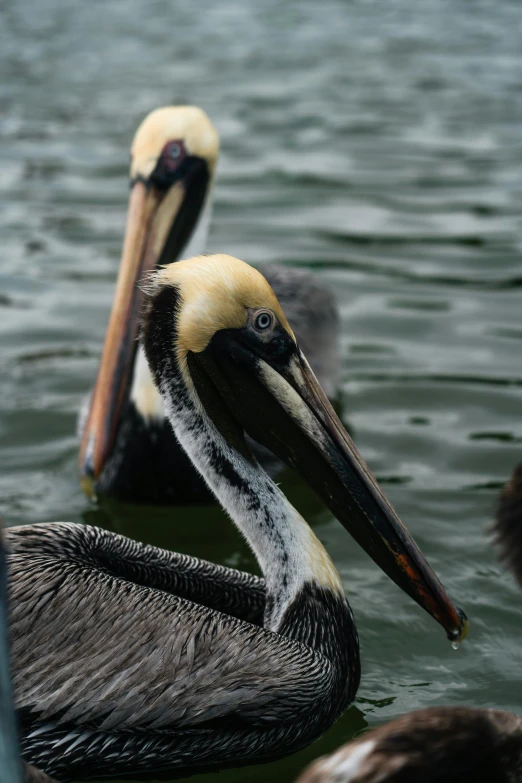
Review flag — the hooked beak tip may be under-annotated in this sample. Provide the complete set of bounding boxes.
[447,607,469,643]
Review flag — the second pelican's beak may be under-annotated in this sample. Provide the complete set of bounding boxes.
[190,327,468,643]
[80,107,217,495]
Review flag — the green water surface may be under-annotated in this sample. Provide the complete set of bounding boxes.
[1,0,521,780]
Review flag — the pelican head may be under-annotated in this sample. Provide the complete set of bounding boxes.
[141,254,468,642]
[80,106,219,491]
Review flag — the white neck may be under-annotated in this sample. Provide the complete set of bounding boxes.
[130,346,164,420]
[160,375,342,630]
[130,190,214,420]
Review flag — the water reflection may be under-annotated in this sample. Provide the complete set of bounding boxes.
[85,466,331,572]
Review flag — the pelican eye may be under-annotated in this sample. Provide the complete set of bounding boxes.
[167,142,181,160]
[253,310,275,332]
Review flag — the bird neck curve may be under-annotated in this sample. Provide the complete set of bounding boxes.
[157,362,344,632]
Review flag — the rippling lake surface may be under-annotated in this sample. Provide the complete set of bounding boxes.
[1,0,521,780]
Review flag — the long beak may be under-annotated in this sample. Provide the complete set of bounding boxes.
[79,168,208,496]
[193,336,468,642]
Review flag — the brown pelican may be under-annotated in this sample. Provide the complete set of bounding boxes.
[0,525,54,783]
[79,106,340,505]
[11,255,467,781]
[294,462,522,783]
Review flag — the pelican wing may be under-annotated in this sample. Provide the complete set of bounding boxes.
[8,523,331,732]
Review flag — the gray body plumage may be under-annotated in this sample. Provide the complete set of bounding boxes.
[9,523,358,781]
[0,526,55,783]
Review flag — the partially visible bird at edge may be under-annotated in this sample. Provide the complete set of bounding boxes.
[0,522,55,783]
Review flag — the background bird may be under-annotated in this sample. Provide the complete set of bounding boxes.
[79,106,340,506]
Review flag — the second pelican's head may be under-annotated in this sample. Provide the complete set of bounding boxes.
[141,254,468,643]
[80,106,219,491]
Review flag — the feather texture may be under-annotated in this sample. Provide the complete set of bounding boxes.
[9,523,358,780]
